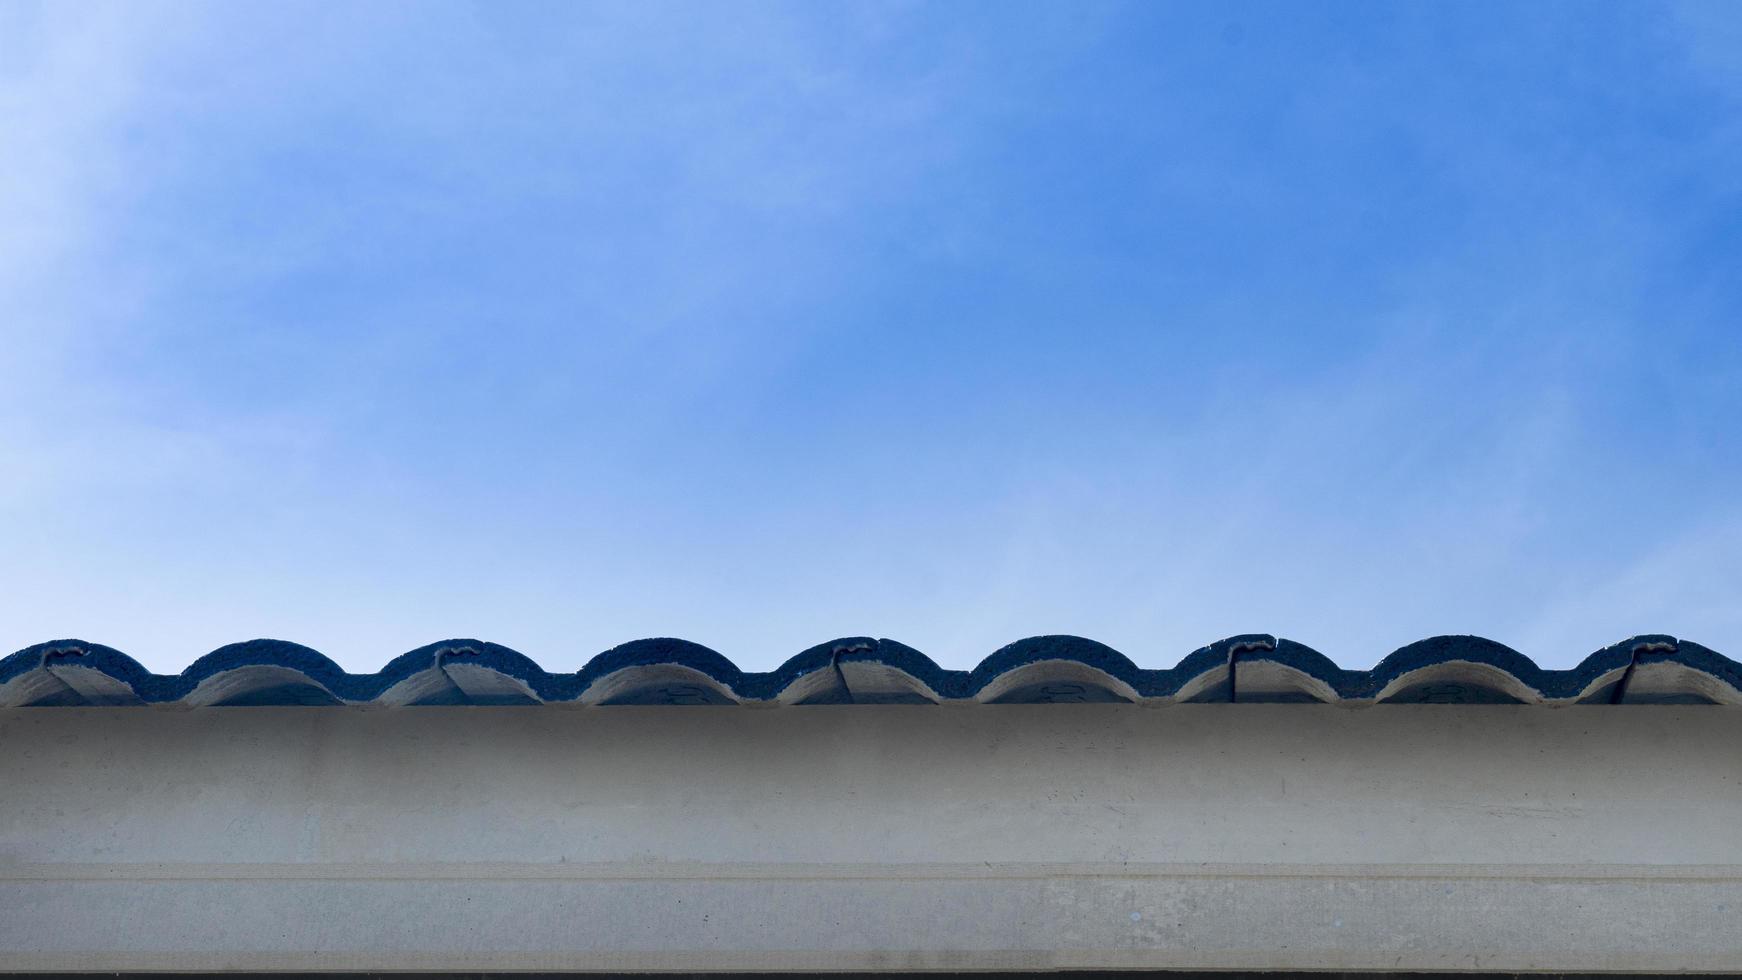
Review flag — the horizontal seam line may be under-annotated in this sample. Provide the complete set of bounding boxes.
[6,862,1742,883]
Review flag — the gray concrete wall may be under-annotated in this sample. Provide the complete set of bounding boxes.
[2,705,1739,972]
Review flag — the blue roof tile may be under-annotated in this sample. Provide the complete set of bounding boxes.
[1,634,1735,707]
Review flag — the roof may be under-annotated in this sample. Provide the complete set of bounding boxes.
[2,633,1737,707]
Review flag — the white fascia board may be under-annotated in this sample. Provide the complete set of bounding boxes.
[2,705,1739,972]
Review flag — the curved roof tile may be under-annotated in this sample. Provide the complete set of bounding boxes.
[1,634,1735,707]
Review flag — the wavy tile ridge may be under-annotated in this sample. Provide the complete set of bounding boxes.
[1,634,1737,707]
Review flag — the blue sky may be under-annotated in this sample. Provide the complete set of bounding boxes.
[3,1,1740,672]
